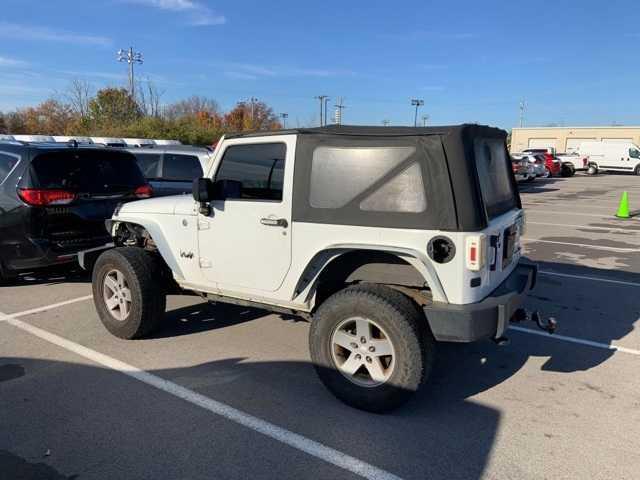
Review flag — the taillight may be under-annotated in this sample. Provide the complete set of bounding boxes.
[134,184,153,199]
[583,157,588,166]
[465,234,486,271]
[18,188,76,206]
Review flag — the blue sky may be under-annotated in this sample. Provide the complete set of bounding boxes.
[0,0,637,129]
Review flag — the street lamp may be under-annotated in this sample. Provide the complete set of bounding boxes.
[411,99,424,127]
[117,47,143,98]
[422,114,430,127]
[280,113,288,129]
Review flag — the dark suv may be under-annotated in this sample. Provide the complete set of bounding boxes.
[127,146,210,197]
[0,141,150,283]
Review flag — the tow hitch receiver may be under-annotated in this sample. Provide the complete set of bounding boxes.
[512,308,557,334]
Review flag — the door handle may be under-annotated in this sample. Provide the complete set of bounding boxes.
[260,217,288,228]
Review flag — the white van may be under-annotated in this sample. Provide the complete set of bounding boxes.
[578,141,640,175]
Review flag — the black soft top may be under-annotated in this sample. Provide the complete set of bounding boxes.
[225,123,505,139]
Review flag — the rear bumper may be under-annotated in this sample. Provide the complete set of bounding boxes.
[5,236,111,273]
[424,262,537,342]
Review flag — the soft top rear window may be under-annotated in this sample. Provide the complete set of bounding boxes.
[27,150,145,193]
[474,138,518,220]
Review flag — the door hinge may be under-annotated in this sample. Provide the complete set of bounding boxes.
[199,258,212,268]
[198,220,210,230]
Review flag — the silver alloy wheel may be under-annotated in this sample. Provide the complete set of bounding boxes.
[330,316,396,387]
[103,269,132,321]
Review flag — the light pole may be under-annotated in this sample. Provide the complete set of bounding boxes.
[315,95,328,126]
[280,112,288,129]
[422,114,430,127]
[324,97,330,126]
[519,99,526,127]
[411,99,424,127]
[334,97,345,125]
[117,47,143,98]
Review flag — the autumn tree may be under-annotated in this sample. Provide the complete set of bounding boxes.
[223,99,281,132]
[165,95,220,120]
[17,100,74,135]
[63,79,93,119]
[89,87,141,133]
[0,114,7,134]
[136,78,165,118]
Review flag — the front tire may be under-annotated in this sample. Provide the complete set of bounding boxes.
[92,248,166,339]
[587,164,598,175]
[309,284,434,413]
[635,165,640,176]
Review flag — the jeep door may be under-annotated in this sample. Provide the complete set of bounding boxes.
[197,136,295,292]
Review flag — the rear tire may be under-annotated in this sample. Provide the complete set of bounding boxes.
[587,164,598,175]
[309,284,434,413]
[92,247,166,339]
[635,165,640,176]
[561,164,575,177]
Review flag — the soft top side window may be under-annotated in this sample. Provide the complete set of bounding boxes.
[215,143,286,201]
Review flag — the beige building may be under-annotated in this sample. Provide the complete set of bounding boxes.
[510,126,640,154]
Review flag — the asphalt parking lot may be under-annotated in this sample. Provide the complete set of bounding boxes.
[1,172,639,480]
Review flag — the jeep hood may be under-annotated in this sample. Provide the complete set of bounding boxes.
[115,195,196,216]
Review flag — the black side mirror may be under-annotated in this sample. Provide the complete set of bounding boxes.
[192,178,213,203]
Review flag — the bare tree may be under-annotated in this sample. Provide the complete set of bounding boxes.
[164,95,220,120]
[136,77,165,117]
[63,79,93,119]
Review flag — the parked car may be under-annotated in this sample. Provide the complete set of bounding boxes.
[513,153,546,177]
[0,141,151,284]
[91,137,127,147]
[153,139,182,146]
[0,134,14,141]
[577,141,640,175]
[511,156,536,182]
[88,124,551,413]
[556,152,587,173]
[522,148,562,177]
[127,146,211,197]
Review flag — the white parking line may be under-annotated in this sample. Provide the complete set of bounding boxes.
[523,210,625,218]
[1,311,403,480]
[0,295,93,322]
[522,238,640,253]
[527,222,640,234]
[539,270,640,288]
[510,326,640,356]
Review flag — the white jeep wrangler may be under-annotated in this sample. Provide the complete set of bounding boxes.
[90,125,544,412]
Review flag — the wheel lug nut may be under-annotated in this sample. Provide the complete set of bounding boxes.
[368,346,375,352]
[355,354,362,360]
[366,356,372,363]
[350,342,358,349]
[360,336,366,344]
